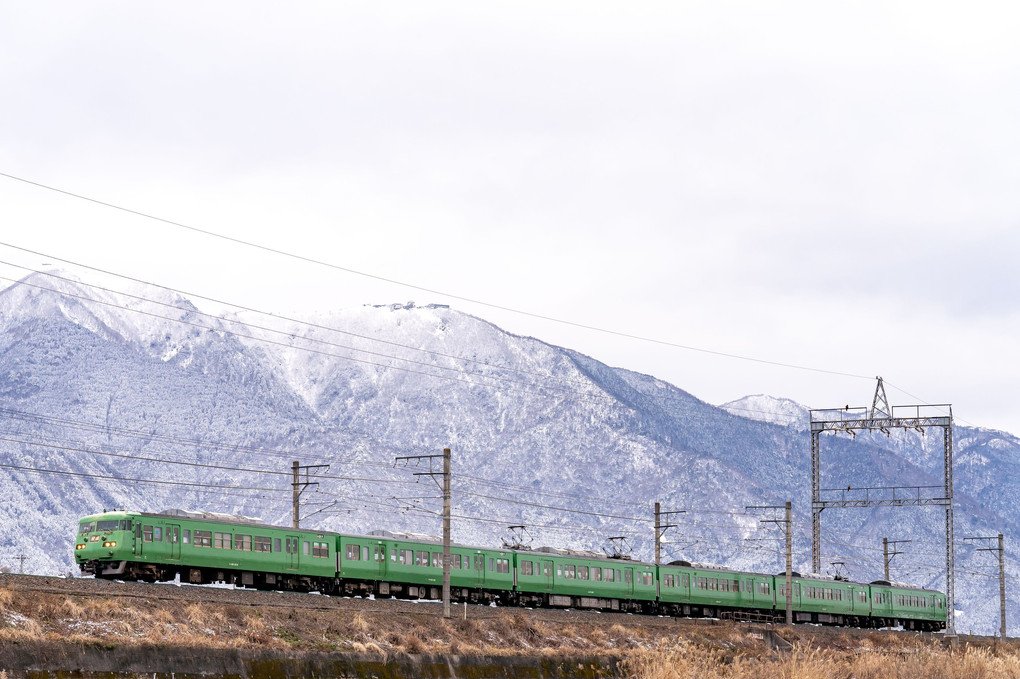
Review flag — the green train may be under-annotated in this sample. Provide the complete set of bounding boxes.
[74,509,946,631]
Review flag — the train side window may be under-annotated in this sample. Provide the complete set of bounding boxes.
[522,561,533,576]
[474,555,484,571]
[153,527,162,542]
[182,529,191,545]
[453,554,461,569]
[593,567,602,582]
[433,553,441,568]
[273,538,281,553]
[489,558,494,572]
[605,568,614,582]
[625,570,633,585]
[682,574,689,588]
[303,541,310,556]
[235,535,252,551]
[143,526,153,542]
[579,566,588,580]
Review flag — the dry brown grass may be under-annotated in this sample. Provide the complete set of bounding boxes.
[622,640,1020,679]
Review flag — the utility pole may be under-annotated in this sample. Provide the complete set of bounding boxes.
[882,538,911,581]
[17,554,27,573]
[291,460,330,529]
[654,502,686,566]
[747,502,793,624]
[395,448,452,618]
[964,533,1006,638]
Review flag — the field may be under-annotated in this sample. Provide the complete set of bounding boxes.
[0,574,1016,677]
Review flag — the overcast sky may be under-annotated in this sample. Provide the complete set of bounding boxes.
[2,2,1019,434]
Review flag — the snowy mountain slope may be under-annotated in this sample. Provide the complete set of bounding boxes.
[0,271,1016,634]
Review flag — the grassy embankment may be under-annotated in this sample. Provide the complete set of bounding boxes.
[3,586,1020,677]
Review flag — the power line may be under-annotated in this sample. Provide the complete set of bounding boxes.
[0,270,593,402]
[0,241,597,391]
[0,461,287,492]
[0,171,873,381]
[0,434,419,487]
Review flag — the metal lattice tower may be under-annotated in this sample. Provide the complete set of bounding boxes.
[809,377,955,634]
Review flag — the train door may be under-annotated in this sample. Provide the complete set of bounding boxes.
[473,554,485,587]
[542,560,554,591]
[624,567,635,597]
[134,523,143,557]
[167,525,181,560]
[286,536,300,570]
[374,544,386,579]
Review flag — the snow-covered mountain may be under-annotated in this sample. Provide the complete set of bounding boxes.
[1,271,1016,635]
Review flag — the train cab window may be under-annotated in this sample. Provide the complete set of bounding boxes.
[97,520,120,531]
[142,526,153,542]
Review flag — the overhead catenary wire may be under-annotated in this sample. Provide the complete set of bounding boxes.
[0,241,597,391]
[0,270,594,403]
[0,171,874,382]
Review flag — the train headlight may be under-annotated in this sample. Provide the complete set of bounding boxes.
[75,544,86,550]
[103,541,117,548]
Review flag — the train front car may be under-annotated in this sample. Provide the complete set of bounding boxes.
[75,511,139,578]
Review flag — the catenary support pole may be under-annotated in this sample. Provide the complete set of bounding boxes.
[785,501,793,625]
[292,460,299,529]
[443,447,451,619]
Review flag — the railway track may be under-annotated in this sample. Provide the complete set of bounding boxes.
[1,572,966,642]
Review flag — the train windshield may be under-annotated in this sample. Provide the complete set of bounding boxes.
[79,522,96,534]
